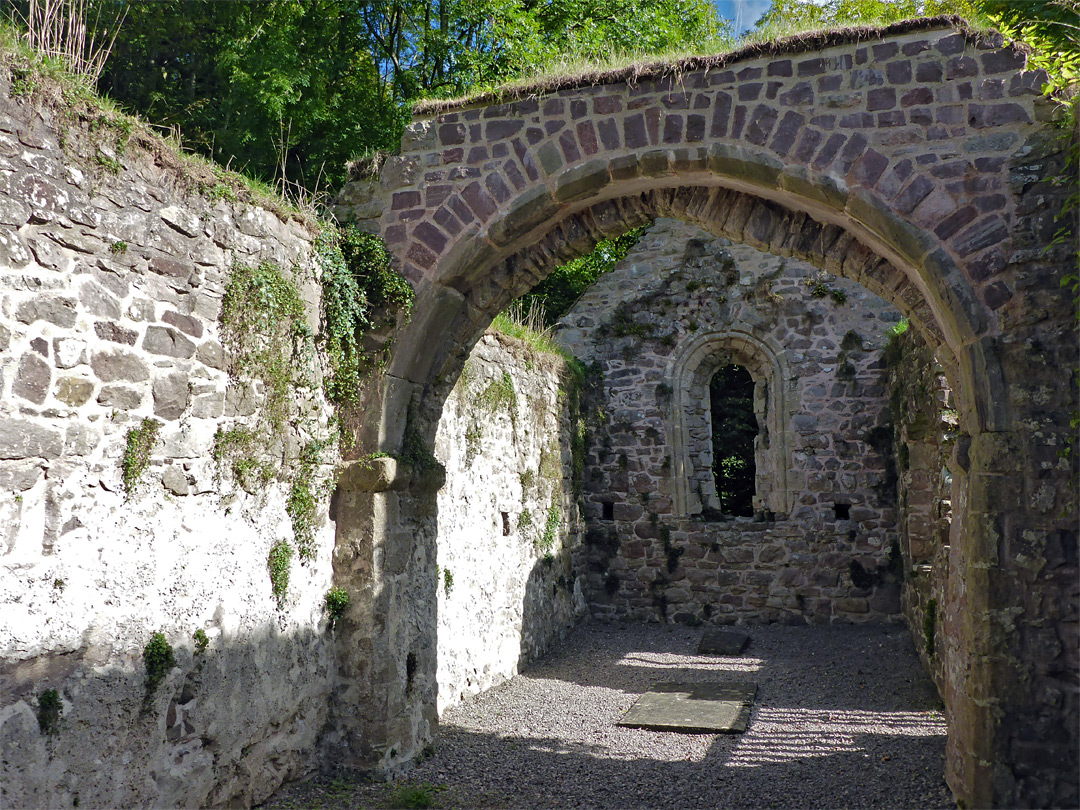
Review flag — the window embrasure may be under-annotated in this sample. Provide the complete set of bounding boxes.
[668,329,792,518]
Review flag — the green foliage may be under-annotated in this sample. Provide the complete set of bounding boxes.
[748,0,982,42]
[109,240,128,254]
[193,628,209,654]
[443,567,454,596]
[220,261,310,436]
[143,632,176,699]
[881,317,911,368]
[490,301,582,372]
[121,418,161,500]
[980,0,1079,90]
[479,372,517,415]
[537,498,560,553]
[287,441,324,561]
[519,226,649,326]
[401,408,440,472]
[97,1,403,192]
[37,689,62,735]
[267,540,294,609]
[389,782,438,809]
[324,586,350,628]
[317,225,414,405]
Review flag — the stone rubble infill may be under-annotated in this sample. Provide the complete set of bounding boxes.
[264,621,954,810]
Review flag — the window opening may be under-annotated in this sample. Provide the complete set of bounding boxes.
[602,502,614,521]
[834,503,851,520]
[710,364,757,517]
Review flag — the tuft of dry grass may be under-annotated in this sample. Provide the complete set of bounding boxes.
[413,15,983,115]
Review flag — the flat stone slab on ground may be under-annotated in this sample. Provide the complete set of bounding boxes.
[697,629,750,656]
[616,681,758,734]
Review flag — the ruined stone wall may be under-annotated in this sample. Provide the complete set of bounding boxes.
[559,219,904,625]
[886,331,957,694]
[433,332,586,711]
[0,82,340,807]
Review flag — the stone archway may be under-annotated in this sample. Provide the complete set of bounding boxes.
[330,18,1077,808]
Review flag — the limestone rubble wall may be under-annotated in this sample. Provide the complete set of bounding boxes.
[433,332,587,712]
[0,80,340,807]
[559,219,905,625]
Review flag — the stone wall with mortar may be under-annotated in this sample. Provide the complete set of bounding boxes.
[433,331,587,711]
[0,80,340,807]
[887,330,957,695]
[558,218,905,625]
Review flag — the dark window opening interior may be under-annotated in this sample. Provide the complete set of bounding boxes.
[710,364,757,517]
[501,512,511,536]
[834,503,851,520]
[602,502,614,521]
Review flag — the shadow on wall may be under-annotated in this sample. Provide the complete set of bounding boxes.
[518,542,585,669]
[0,622,337,810]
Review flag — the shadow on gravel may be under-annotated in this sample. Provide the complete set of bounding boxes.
[400,720,952,810]
[526,621,942,713]
[262,621,952,810]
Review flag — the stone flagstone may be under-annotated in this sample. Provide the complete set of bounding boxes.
[698,629,751,656]
[617,681,758,734]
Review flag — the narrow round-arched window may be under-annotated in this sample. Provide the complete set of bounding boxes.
[669,329,792,518]
[710,364,757,516]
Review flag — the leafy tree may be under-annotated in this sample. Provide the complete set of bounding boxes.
[749,0,982,38]
[95,0,402,191]
[978,0,1079,88]
[520,226,649,326]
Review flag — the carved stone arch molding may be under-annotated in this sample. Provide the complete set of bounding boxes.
[668,329,794,517]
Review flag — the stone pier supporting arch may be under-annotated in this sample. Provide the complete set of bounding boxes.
[329,18,1077,808]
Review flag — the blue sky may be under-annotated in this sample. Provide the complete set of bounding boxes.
[713,0,774,35]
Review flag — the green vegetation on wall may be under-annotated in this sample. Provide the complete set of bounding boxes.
[267,540,294,609]
[324,587,350,628]
[143,632,176,702]
[121,418,161,500]
[317,224,415,407]
[36,689,62,736]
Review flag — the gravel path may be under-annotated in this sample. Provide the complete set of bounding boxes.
[264,621,954,810]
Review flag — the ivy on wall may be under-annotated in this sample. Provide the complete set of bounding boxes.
[212,222,415,608]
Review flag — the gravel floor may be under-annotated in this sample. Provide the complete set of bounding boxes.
[264,620,954,810]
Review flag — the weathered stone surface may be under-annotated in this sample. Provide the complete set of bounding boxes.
[79,279,122,320]
[52,338,86,369]
[90,349,150,382]
[93,321,138,345]
[159,205,202,237]
[160,465,190,495]
[617,682,758,733]
[162,310,204,338]
[142,325,196,358]
[13,352,51,404]
[15,296,77,327]
[0,419,63,459]
[54,376,94,406]
[97,384,143,409]
[560,220,901,627]
[153,373,190,420]
[698,629,751,656]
